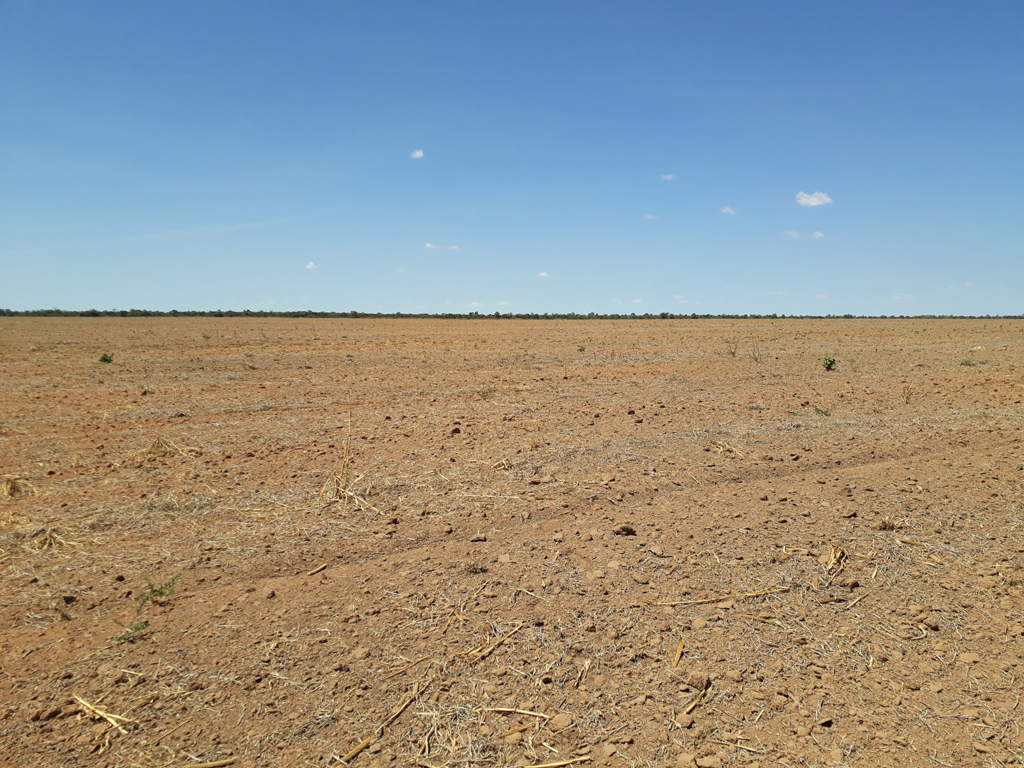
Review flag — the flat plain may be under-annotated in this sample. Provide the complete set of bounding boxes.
[1,317,1023,768]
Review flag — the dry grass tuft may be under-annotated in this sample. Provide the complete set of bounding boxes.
[141,436,200,457]
[0,476,36,499]
[876,517,907,532]
[23,527,79,552]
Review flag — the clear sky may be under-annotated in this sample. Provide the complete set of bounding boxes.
[2,2,1022,315]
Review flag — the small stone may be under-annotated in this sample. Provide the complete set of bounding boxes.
[586,569,606,580]
[676,714,694,728]
[692,618,707,630]
[470,533,487,542]
[613,524,636,536]
[548,712,573,732]
[696,756,722,768]
[263,589,276,599]
[598,744,617,758]
[675,753,696,768]
[959,652,983,664]
[351,646,370,660]
[724,669,743,683]
[796,726,812,737]
[498,554,511,564]
[829,748,844,763]
[631,572,650,585]
[686,671,710,691]
[650,545,665,557]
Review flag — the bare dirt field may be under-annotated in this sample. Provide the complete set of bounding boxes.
[1,317,1023,768]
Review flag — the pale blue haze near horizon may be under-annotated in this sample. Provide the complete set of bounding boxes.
[2,1,1022,315]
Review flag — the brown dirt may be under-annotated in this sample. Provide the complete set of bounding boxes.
[1,317,1023,768]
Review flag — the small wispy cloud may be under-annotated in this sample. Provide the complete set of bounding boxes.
[673,295,689,304]
[644,214,657,220]
[721,206,735,215]
[796,191,833,207]
[306,261,317,269]
[661,174,674,181]
[425,243,458,250]
[395,268,407,273]
[892,293,913,301]
[815,294,828,299]
[538,272,549,278]
[784,230,800,238]
[632,299,644,304]
[411,149,424,159]
[813,231,824,239]
[470,302,483,307]
[499,301,510,306]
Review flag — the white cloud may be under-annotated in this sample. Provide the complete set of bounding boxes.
[770,291,786,297]
[499,301,510,306]
[644,214,657,220]
[661,174,674,181]
[784,230,800,238]
[721,206,735,215]
[796,191,833,207]
[425,243,458,250]
[395,268,407,273]
[812,231,824,239]
[892,293,913,301]
[815,294,828,299]
[632,299,644,304]
[306,261,317,269]
[470,302,483,307]
[672,295,689,304]
[538,272,549,277]
[411,149,424,159]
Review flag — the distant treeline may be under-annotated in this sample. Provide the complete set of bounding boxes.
[2,308,1021,320]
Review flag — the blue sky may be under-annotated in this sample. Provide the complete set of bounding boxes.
[2,1,1022,315]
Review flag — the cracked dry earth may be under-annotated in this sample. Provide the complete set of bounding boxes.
[1,317,1023,768]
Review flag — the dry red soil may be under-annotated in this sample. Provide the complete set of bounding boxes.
[1,317,1023,768]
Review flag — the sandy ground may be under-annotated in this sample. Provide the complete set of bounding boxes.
[1,317,1022,768]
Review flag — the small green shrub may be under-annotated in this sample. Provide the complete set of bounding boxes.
[99,353,114,364]
[137,574,179,609]
[819,354,836,371]
[577,345,586,352]
[113,621,150,644]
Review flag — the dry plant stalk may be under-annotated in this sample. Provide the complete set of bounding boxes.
[141,436,199,457]
[521,759,591,768]
[824,545,847,573]
[652,586,789,607]
[24,528,79,552]
[319,410,383,515]
[0,476,36,499]
[73,695,137,735]
[337,679,429,763]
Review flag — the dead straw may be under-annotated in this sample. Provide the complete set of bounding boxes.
[652,586,790,607]
[0,476,36,499]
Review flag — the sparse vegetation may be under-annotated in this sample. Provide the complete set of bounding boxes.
[901,386,915,404]
[814,406,831,416]
[725,338,739,357]
[113,573,179,643]
[0,476,36,499]
[820,354,837,371]
[98,353,114,363]
[137,574,180,610]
